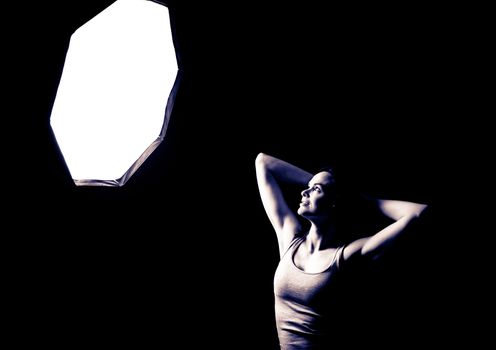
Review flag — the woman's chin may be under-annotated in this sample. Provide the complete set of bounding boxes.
[297,207,307,216]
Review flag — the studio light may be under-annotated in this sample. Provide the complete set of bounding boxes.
[50,0,179,186]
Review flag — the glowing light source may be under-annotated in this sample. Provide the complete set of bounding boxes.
[50,0,179,186]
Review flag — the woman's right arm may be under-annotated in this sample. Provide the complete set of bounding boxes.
[255,153,313,255]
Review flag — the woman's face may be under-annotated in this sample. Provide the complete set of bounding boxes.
[297,171,336,219]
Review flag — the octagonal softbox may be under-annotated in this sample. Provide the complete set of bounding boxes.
[50,0,179,186]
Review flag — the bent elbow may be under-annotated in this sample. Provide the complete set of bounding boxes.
[414,204,428,218]
[255,152,268,168]
[255,152,265,163]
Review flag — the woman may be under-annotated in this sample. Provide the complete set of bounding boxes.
[255,152,428,350]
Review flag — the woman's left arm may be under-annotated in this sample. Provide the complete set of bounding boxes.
[344,198,428,261]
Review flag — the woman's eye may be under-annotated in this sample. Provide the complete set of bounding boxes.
[313,186,321,192]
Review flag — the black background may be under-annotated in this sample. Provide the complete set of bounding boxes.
[17,0,475,348]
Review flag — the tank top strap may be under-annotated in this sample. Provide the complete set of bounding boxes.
[280,234,306,260]
[335,244,346,271]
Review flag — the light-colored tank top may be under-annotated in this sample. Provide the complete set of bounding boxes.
[274,235,345,350]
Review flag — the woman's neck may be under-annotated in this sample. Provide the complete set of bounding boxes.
[307,222,339,252]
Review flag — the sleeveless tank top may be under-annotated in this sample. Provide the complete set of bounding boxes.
[274,235,345,349]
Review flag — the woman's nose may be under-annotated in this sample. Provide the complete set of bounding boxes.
[301,188,309,197]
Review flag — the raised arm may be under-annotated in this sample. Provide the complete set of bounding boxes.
[255,153,313,256]
[344,197,428,261]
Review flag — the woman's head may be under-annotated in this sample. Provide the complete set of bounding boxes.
[297,169,338,222]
